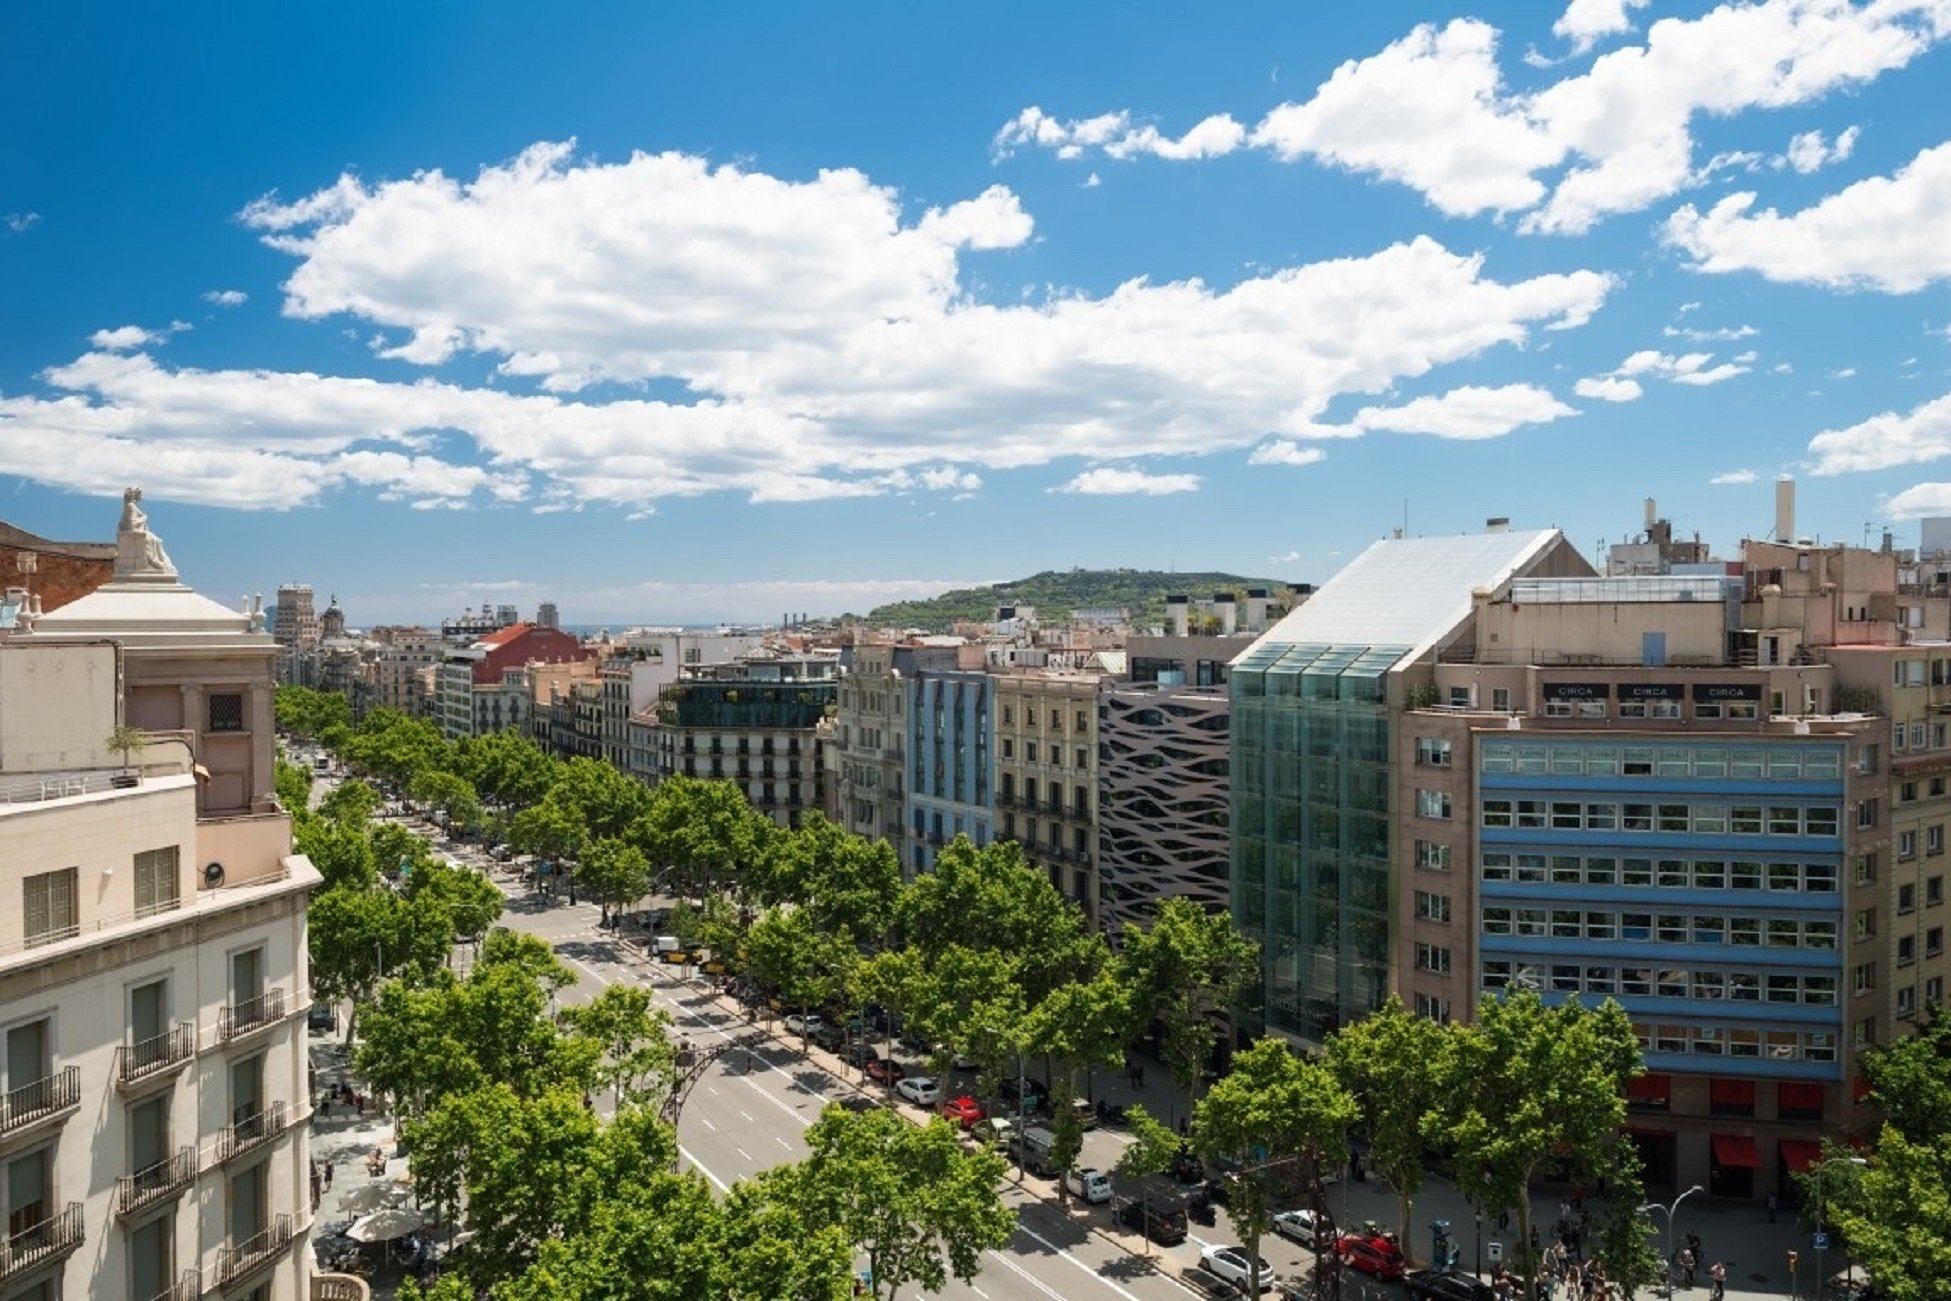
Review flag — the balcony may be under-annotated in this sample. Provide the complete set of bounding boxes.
[117,1023,196,1090]
[145,1269,203,1301]
[215,1214,293,1290]
[218,989,286,1045]
[0,1201,84,1286]
[0,1066,80,1145]
[116,1146,197,1219]
[311,1275,371,1301]
[217,1102,289,1165]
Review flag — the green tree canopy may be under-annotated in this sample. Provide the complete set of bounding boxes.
[1120,897,1257,1103]
[1325,994,1446,1264]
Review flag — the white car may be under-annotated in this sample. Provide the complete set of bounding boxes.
[783,1013,824,1036]
[1063,1167,1113,1204]
[1200,1244,1277,1293]
[895,1076,941,1106]
[1272,1207,1328,1248]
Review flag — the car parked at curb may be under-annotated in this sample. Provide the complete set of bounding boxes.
[895,1076,940,1106]
[864,1056,906,1084]
[1335,1231,1406,1282]
[1272,1207,1329,1248]
[940,1095,985,1129]
[1404,1269,1497,1301]
[783,1012,823,1036]
[1201,1244,1277,1293]
[1064,1167,1113,1204]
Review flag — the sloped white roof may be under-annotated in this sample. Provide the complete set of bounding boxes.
[1248,528,1565,665]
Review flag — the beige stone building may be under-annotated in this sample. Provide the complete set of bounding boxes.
[994,671,1104,921]
[2,492,325,1301]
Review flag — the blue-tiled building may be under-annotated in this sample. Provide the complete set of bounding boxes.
[906,666,994,872]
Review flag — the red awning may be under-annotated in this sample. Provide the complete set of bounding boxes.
[1780,1140,1824,1174]
[1710,1078,1756,1107]
[1626,1073,1672,1102]
[1712,1134,1760,1169]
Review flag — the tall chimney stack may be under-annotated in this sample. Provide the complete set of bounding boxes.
[1245,587,1269,631]
[1167,594,1190,639]
[1215,592,1237,636]
[1775,477,1796,543]
[1644,497,1658,529]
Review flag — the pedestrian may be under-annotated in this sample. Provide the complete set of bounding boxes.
[1767,1191,1778,1223]
[1677,1245,1695,1289]
[356,1092,366,1116]
[1686,1232,1701,1264]
[1708,1260,1726,1301]
[324,1161,334,1189]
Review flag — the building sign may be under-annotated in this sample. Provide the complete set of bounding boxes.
[1692,683,1763,702]
[1542,683,1611,700]
[1619,683,1682,701]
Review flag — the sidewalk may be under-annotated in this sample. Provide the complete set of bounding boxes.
[307,1026,431,1300]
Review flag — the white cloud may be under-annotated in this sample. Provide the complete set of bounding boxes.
[202,289,249,307]
[1554,0,1650,54]
[1082,172,1101,189]
[1248,441,1328,468]
[997,2,1951,234]
[1666,142,1951,292]
[1832,366,1859,379]
[1337,383,1579,440]
[1808,391,1951,475]
[1574,374,1644,402]
[0,146,1611,513]
[1052,466,1201,496]
[89,325,166,351]
[3,212,38,234]
[1886,481,1951,518]
[1268,548,1303,564]
[1780,124,1861,173]
[1664,323,1757,342]
[1614,349,1751,386]
[1710,468,1760,484]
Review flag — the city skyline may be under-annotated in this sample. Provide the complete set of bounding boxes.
[4,2,1950,624]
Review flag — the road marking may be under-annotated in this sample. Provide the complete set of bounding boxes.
[1008,1218,1151,1300]
[740,1111,753,1123]
[983,1248,1071,1301]
[775,1136,792,1149]
[970,1288,988,1299]
[677,1145,728,1193]
[735,1145,752,1161]
[700,1116,717,1132]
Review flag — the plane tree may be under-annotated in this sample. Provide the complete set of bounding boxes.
[1325,993,1447,1264]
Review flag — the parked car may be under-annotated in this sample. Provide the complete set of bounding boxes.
[996,1076,1050,1113]
[1065,1097,1097,1130]
[895,1076,941,1106]
[1272,1207,1329,1248]
[864,1056,906,1084]
[940,1095,986,1129]
[1064,1167,1113,1204]
[1404,1269,1497,1301]
[307,1004,336,1035]
[1201,1244,1278,1293]
[1336,1231,1406,1282]
[1171,1146,1206,1185]
[970,1116,1016,1151]
[811,1023,848,1052]
[783,1012,823,1036]
[1114,1184,1189,1245]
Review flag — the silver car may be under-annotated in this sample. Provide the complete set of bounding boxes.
[1063,1167,1113,1204]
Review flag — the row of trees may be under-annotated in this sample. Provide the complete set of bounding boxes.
[284,689,1657,1299]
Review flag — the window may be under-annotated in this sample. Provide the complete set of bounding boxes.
[1856,1017,1877,1049]
[1075,710,1088,733]
[207,692,245,733]
[1901,830,1918,860]
[1928,927,1944,958]
[1931,876,1946,906]
[1414,943,1451,975]
[1001,706,1013,725]
[1414,891,1452,923]
[1491,688,1511,712]
[1418,790,1452,820]
[1859,799,1880,829]
[134,847,180,919]
[1000,739,1013,759]
[1854,962,1878,994]
[1075,748,1087,769]
[1026,741,1038,764]
[130,1209,175,1301]
[1413,993,1451,1024]
[1048,709,1061,731]
[1414,840,1451,872]
[1416,737,1453,767]
[1898,985,1917,1017]
[1855,909,1877,940]
[1932,826,1946,857]
[1856,853,1878,886]
[23,867,78,947]
[1900,883,1917,914]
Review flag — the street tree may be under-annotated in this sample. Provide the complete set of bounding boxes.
[1426,990,1641,1293]
[1831,1126,1951,1301]
[634,775,773,901]
[307,885,405,1039]
[408,768,482,835]
[317,778,381,826]
[1859,1004,1951,1141]
[551,755,654,842]
[509,797,587,868]
[767,811,903,940]
[1121,897,1258,1107]
[1112,1103,1181,1259]
[745,906,850,1044]
[274,684,350,739]
[406,857,505,955]
[559,984,677,1105]
[1192,1037,1358,1295]
[294,817,378,892]
[1021,962,1133,1191]
[578,835,653,925]
[455,728,559,810]
[793,1103,1014,1301]
[1325,993,1446,1264]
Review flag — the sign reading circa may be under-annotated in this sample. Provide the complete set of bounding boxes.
[1691,682,1763,702]
[1542,682,1611,700]
[1618,682,1683,701]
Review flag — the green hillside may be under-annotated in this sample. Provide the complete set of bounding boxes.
[861,568,1292,632]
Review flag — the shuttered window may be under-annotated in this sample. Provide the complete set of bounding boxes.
[23,868,78,947]
[135,846,181,918]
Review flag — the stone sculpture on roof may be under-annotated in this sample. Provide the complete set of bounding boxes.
[116,486,177,578]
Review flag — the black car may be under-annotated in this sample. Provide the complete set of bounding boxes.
[997,1077,1050,1113]
[1171,1146,1206,1184]
[1404,1269,1497,1301]
[307,1004,336,1035]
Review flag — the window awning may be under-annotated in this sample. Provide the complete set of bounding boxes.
[1780,1139,1824,1174]
[1712,1134,1759,1169]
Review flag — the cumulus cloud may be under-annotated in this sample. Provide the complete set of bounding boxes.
[1664,323,1757,342]
[1335,383,1579,439]
[1666,141,1951,292]
[995,2,1950,234]
[1615,349,1751,386]
[1780,124,1861,173]
[3,212,38,234]
[1711,468,1760,484]
[1554,0,1651,53]
[90,325,168,351]
[0,145,1611,512]
[1808,391,1951,475]
[203,289,249,307]
[1886,481,1951,518]
[1052,466,1201,496]
[1249,442,1328,468]
[1574,375,1644,402]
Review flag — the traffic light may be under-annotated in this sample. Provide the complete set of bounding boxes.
[1788,1249,1799,1274]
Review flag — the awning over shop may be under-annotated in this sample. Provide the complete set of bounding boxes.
[1780,1139,1824,1174]
[1625,1073,1672,1106]
[1712,1134,1759,1169]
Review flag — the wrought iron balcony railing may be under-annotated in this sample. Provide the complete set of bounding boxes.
[217,1102,289,1164]
[116,1023,196,1088]
[215,1214,293,1289]
[116,1146,197,1219]
[0,1201,84,1285]
[218,988,285,1043]
[0,1065,80,1139]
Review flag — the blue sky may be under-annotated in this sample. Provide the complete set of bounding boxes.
[3,1,1949,625]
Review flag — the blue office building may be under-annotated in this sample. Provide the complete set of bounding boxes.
[906,666,994,871]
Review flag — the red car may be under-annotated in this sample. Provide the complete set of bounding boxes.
[940,1095,986,1129]
[865,1056,906,1084]
[1336,1232,1406,1282]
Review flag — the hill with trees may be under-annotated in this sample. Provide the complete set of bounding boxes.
[860,568,1292,632]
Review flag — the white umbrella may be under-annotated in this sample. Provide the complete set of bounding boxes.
[347,1206,426,1243]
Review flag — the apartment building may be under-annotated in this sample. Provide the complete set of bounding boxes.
[369,629,443,718]
[994,671,1103,920]
[643,672,833,826]
[434,623,591,740]
[2,494,322,1301]
[833,644,959,867]
[907,660,995,872]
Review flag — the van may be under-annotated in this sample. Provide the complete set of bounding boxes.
[1114,1178,1189,1246]
[1011,1125,1061,1177]
[970,1117,1016,1151]
[654,936,683,955]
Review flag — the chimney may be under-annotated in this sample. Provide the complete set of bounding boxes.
[1167,595,1190,638]
[1883,530,1895,554]
[1245,587,1269,631]
[1215,592,1237,635]
[1644,497,1657,529]
[1486,517,1511,534]
[1776,477,1796,543]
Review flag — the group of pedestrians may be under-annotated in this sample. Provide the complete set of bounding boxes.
[1670,1231,1728,1299]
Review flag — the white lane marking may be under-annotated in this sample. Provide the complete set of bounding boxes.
[1008,1217,1150,1300]
[775,1136,792,1149]
[740,1111,754,1123]
[677,1145,728,1193]
[699,1116,717,1132]
[735,1145,752,1161]
[983,1249,1069,1301]
[971,1288,989,1299]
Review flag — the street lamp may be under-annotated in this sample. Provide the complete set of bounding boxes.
[1639,1183,1704,1297]
[1813,1155,1868,1301]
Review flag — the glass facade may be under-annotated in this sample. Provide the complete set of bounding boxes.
[1231,642,1407,1041]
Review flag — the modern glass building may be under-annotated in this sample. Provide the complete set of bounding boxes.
[907,668,994,871]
